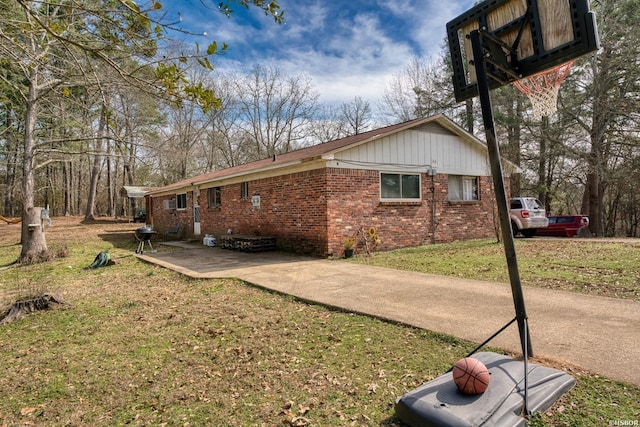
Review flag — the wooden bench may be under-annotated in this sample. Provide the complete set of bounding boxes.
[219,235,276,252]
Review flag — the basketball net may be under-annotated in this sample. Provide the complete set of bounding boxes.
[513,61,574,119]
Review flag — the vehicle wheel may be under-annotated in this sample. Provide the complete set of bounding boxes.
[522,229,537,238]
[511,221,519,237]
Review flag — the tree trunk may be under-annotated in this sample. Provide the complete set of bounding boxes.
[583,171,603,236]
[63,161,71,216]
[20,70,49,262]
[537,118,548,207]
[77,152,83,214]
[590,172,603,236]
[465,99,474,134]
[506,97,522,197]
[3,112,18,217]
[584,95,608,236]
[107,136,114,216]
[85,103,107,220]
[45,164,51,212]
[580,179,589,216]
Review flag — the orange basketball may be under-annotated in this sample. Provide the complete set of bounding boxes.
[452,357,490,395]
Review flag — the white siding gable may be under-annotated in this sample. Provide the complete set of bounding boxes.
[334,122,491,176]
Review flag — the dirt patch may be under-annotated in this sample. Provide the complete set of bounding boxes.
[0,216,140,245]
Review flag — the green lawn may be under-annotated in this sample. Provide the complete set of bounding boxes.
[351,238,640,300]
[0,219,638,425]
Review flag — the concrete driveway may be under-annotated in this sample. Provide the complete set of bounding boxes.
[137,244,640,387]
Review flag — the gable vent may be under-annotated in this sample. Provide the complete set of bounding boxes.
[413,122,455,135]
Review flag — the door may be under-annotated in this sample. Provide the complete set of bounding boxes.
[193,189,201,235]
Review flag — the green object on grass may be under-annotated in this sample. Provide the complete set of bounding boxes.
[88,251,110,269]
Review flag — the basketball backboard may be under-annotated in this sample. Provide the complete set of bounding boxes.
[447,0,599,102]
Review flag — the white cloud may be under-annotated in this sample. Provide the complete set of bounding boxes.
[264,4,416,105]
[279,1,329,39]
[166,0,478,107]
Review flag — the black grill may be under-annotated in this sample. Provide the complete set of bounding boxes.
[134,226,156,254]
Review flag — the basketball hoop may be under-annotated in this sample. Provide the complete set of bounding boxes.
[513,61,574,119]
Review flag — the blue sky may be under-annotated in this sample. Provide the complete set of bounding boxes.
[161,0,476,106]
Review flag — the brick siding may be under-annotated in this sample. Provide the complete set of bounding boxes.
[150,167,504,257]
[326,169,499,257]
[151,192,194,238]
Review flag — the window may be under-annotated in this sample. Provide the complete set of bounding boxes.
[176,193,187,210]
[240,182,249,199]
[163,199,176,210]
[380,173,421,200]
[208,187,221,208]
[448,175,479,201]
[510,199,523,209]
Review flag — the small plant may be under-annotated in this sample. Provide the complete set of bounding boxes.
[365,226,380,246]
[358,226,381,255]
[342,234,358,258]
[342,226,381,257]
[342,235,357,250]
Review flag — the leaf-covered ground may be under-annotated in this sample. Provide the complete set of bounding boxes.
[0,218,638,425]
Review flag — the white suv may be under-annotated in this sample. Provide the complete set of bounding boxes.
[510,197,549,237]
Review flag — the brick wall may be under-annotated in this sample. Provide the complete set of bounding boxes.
[325,169,500,256]
[326,168,433,256]
[198,169,329,256]
[432,175,499,243]
[150,193,193,238]
[151,167,504,257]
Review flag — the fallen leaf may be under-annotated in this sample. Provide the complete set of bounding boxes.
[20,407,36,416]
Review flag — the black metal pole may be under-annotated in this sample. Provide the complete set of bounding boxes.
[469,30,533,358]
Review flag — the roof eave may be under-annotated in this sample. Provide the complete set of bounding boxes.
[192,159,304,187]
[146,159,306,197]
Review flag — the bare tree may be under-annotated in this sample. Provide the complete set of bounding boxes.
[0,0,282,263]
[380,56,457,123]
[306,97,373,144]
[340,96,372,135]
[160,100,212,181]
[0,59,25,217]
[565,0,640,235]
[307,105,349,144]
[198,73,250,169]
[85,103,108,220]
[234,65,319,159]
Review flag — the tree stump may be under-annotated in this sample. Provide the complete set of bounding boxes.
[0,294,68,325]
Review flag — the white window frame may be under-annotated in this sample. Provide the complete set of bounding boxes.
[208,187,221,208]
[448,175,479,201]
[176,193,187,210]
[240,182,249,200]
[380,172,422,201]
